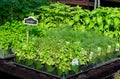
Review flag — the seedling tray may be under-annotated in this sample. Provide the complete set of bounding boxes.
[0,60,60,79]
[14,62,60,79]
[0,58,120,79]
[67,58,120,79]
[13,58,120,79]
[0,54,15,60]
[0,48,15,61]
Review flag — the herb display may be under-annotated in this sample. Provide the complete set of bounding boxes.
[0,2,120,77]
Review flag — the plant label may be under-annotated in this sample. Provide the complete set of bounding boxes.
[24,16,38,25]
[115,43,119,51]
[72,58,79,66]
[107,45,111,53]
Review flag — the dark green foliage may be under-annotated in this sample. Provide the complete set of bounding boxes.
[0,0,50,25]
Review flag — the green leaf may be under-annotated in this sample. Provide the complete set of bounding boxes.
[35,62,44,70]
[88,22,94,29]
[105,16,112,25]
[57,69,63,76]
[25,59,33,66]
[84,17,90,25]
[114,18,119,29]
[71,65,79,73]
[97,16,103,25]
[104,24,109,29]
[100,54,106,62]
[19,14,24,19]
[74,14,80,22]
[46,65,55,73]
[16,56,21,63]
[68,20,74,26]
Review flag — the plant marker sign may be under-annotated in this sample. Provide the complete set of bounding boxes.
[115,43,119,51]
[72,58,79,66]
[24,16,38,26]
[23,16,38,44]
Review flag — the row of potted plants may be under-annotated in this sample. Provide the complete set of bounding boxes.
[13,28,119,76]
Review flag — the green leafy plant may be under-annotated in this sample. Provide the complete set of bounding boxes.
[0,0,50,25]
[1,3,120,77]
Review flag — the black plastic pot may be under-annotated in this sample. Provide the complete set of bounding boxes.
[11,50,120,79]
[25,59,35,68]
[45,64,57,75]
[0,48,15,60]
[35,61,45,71]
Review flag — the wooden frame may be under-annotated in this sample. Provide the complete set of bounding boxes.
[105,0,120,2]
[53,0,94,7]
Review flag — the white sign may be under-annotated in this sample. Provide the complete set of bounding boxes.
[24,16,38,25]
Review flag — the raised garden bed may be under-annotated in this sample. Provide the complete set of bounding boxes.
[0,48,15,62]
[1,2,120,79]
[13,28,119,77]
[0,57,120,79]
[14,50,120,78]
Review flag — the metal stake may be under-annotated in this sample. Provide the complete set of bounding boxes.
[94,0,97,9]
[61,73,66,79]
[98,0,100,7]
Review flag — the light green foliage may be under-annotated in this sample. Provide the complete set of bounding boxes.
[0,20,116,76]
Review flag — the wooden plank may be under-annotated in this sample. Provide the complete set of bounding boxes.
[0,61,60,79]
[53,0,94,6]
[68,59,120,79]
[104,0,120,2]
[1,58,120,79]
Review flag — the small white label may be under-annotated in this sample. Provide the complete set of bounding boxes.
[115,43,119,51]
[72,58,79,66]
[107,45,111,53]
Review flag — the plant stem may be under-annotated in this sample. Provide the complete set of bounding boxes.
[27,26,29,45]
